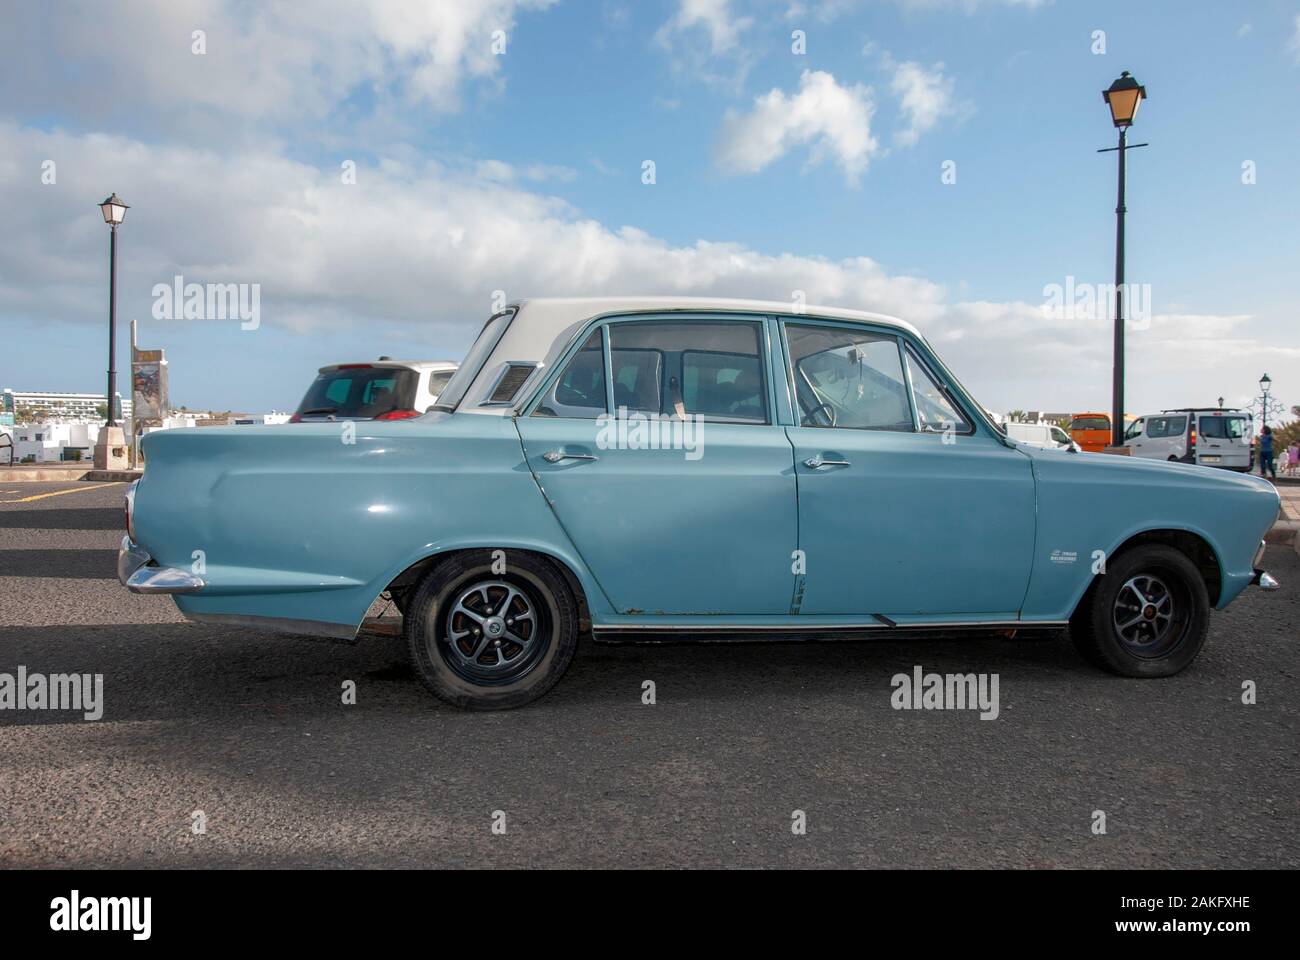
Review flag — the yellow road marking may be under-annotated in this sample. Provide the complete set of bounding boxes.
[0,482,123,504]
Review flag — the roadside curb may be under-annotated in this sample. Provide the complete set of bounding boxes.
[0,466,93,482]
[82,470,144,483]
[1266,520,1299,561]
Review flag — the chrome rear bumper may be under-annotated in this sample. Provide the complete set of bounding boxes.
[117,535,205,594]
[1252,570,1279,591]
[1252,539,1279,591]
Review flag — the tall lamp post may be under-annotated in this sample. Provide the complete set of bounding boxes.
[1255,372,1282,430]
[99,194,128,426]
[1099,71,1148,449]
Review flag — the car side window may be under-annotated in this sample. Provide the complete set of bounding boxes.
[428,371,453,397]
[533,330,607,419]
[904,346,972,434]
[608,320,768,424]
[785,324,911,430]
[1168,416,1188,437]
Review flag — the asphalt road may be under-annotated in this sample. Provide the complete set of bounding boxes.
[1,480,1297,868]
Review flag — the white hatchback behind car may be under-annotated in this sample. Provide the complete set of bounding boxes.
[1123,408,1253,471]
[291,359,458,422]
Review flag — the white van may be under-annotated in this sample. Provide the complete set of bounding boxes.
[1004,422,1079,451]
[1123,408,1252,471]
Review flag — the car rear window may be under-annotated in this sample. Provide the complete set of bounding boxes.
[1070,416,1109,431]
[1199,415,1247,439]
[296,367,417,418]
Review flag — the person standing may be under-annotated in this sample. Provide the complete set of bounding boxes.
[1259,424,1276,480]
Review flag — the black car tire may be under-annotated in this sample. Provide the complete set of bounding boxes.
[1071,544,1209,677]
[405,550,579,709]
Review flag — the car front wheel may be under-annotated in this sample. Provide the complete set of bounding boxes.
[405,550,580,709]
[1071,544,1210,677]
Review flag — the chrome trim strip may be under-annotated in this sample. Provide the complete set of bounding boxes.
[124,479,138,540]
[594,620,1069,634]
[117,535,205,594]
[116,534,149,584]
[1253,539,1267,570]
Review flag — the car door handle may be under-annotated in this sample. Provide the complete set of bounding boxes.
[543,450,599,464]
[803,455,850,469]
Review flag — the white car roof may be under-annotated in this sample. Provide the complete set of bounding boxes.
[456,296,921,414]
[319,360,457,373]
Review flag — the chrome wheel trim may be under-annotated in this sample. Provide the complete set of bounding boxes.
[439,578,543,683]
[1111,573,1178,656]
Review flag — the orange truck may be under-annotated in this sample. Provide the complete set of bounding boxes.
[1069,412,1140,452]
[1069,412,1113,453]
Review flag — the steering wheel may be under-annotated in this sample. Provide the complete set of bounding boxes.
[806,400,836,427]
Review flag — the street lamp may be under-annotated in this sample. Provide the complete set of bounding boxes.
[1258,373,1273,429]
[1099,71,1148,449]
[1217,396,1225,410]
[99,193,128,427]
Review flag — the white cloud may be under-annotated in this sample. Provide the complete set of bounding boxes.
[658,0,754,55]
[0,121,1289,413]
[896,0,1049,9]
[715,70,878,184]
[0,0,557,132]
[891,61,957,146]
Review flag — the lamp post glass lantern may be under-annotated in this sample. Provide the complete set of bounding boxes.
[99,194,128,428]
[1100,71,1147,449]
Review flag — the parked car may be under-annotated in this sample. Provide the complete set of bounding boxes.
[1123,408,1253,471]
[1005,421,1079,452]
[120,298,1282,709]
[289,359,457,422]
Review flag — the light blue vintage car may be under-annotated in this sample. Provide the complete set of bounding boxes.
[120,298,1282,709]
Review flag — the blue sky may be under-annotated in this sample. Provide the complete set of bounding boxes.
[1,0,1297,415]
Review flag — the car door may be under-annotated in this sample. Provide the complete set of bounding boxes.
[781,320,1035,619]
[1124,417,1147,455]
[516,316,798,616]
[1139,416,1170,459]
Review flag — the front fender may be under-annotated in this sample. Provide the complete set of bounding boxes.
[1020,448,1279,620]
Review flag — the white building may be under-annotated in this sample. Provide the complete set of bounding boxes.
[4,422,102,463]
[3,388,133,422]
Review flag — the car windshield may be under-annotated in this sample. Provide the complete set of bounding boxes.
[1199,415,1247,439]
[296,367,416,418]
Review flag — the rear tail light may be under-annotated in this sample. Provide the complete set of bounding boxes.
[375,409,420,421]
[1190,430,1197,447]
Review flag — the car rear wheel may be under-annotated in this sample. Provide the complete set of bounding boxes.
[1071,545,1209,677]
[405,550,579,709]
